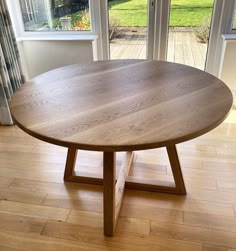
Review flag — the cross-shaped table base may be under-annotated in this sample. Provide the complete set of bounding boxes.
[64,145,186,237]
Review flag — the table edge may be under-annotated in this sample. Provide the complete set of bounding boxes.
[12,101,233,152]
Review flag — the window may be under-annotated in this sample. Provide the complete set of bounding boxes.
[19,0,91,31]
[233,3,236,30]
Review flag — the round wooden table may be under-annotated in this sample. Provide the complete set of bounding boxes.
[10,60,233,236]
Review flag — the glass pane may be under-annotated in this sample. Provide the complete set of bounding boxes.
[108,0,148,59]
[19,0,91,31]
[167,0,214,70]
[232,3,236,30]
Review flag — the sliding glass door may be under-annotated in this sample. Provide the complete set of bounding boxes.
[107,0,155,60]
[98,0,236,75]
[167,0,214,70]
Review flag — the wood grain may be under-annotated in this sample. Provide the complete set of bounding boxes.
[42,221,203,251]
[103,152,116,236]
[167,145,186,194]
[64,148,77,180]
[150,220,236,249]
[0,213,46,234]
[0,201,70,221]
[10,60,233,152]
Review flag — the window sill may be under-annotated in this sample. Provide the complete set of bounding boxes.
[222,34,236,41]
[16,34,98,42]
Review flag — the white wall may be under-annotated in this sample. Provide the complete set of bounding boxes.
[220,39,236,94]
[18,40,93,79]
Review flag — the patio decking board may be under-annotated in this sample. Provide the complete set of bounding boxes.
[110,31,207,70]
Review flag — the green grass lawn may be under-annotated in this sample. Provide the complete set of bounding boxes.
[108,0,214,27]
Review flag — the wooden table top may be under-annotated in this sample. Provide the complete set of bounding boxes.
[10,60,233,151]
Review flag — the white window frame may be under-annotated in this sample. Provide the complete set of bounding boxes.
[151,0,236,76]
[152,0,170,60]
[100,0,158,60]
[206,0,236,76]
[7,0,98,39]
[7,0,109,60]
[9,0,236,66]
[91,0,109,60]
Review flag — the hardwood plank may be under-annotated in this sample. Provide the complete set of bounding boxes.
[123,190,235,217]
[120,203,184,224]
[67,210,150,235]
[218,180,236,192]
[184,211,236,233]
[116,217,150,235]
[0,188,46,205]
[42,221,203,250]
[186,188,236,204]
[0,201,70,221]
[0,144,33,153]
[203,245,228,251]
[138,45,146,59]
[150,221,236,248]
[9,179,103,197]
[184,177,218,190]
[0,229,124,251]
[42,193,103,212]
[178,144,217,155]
[0,213,45,234]
[42,221,142,250]
[0,152,66,164]
[0,132,37,142]
[202,160,236,172]
[0,177,13,188]
[191,43,205,70]
[130,162,167,176]
[0,167,63,183]
[167,31,175,62]
[31,144,67,154]
[0,246,21,251]
[177,167,236,183]
[67,210,103,227]
[183,35,195,67]
[0,158,65,172]
[174,44,184,64]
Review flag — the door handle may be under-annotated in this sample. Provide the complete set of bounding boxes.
[151,0,155,9]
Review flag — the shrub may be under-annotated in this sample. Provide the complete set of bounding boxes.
[109,16,121,40]
[193,17,211,44]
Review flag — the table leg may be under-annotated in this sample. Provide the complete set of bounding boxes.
[103,152,133,237]
[166,145,186,195]
[103,152,116,236]
[125,145,186,195]
[63,147,185,236]
[64,148,103,184]
[64,147,186,195]
[64,148,78,180]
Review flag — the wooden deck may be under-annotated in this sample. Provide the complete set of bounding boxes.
[110,31,208,70]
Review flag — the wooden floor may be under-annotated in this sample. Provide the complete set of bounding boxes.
[0,109,236,250]
[110,31,208,70]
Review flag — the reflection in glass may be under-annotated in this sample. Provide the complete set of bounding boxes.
[233,4,236,30]
[19,0,90,31]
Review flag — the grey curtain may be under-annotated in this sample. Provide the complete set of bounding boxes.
[0,0,24,125]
